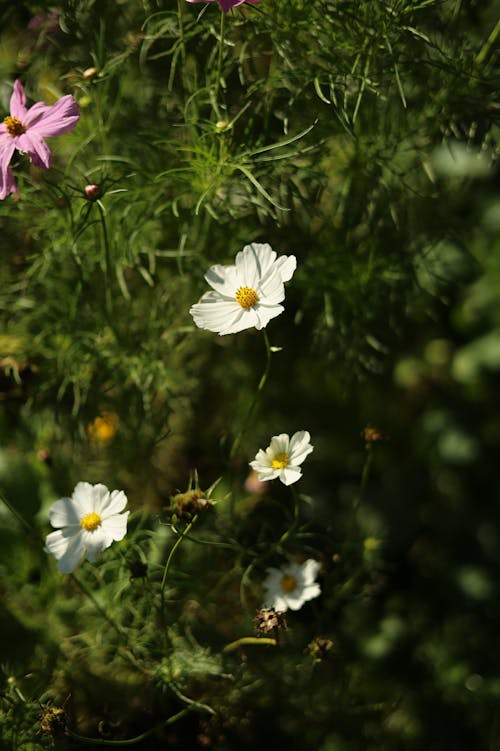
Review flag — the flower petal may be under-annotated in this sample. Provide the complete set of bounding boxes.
[275,254,297,283]
[98,489,128,519]
[253,303,284,329]
[301,559,321,585]
[71,482,99,516]
[280,466,302,485]
[48,497,82,528]
[268,434,290,456]
[288,430,314,466]
[24,94,80,137]
[9,80,27,120]
[205,264,241,297]
[0,163,17,200]
[16,131,52,168]
[45,527,85,573]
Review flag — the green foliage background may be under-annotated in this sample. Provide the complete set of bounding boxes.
[0,0,499,748]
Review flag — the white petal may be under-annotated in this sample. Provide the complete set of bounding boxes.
[103,511,129,541]
[70,482,96,515]
[275,254,297,283]
[48,497,82,528]
[288,430,314,465]
[219,307,260,335]
[236,243,277,286]
[263,592,289,611]
[99,489,128,519]
[205,264,241,297]
[268,434,290,456]
[45,528,85,573]
[252,303,284,329]
[280,467,303,485]
[257,269,285,305]
[284,593,308,611]
[89,483,111,513]
[190,296,244,334]
[301,559,321,584]
[83,527,111,563]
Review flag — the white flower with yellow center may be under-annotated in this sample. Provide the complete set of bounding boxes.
[189,242,296,336]
[262,559,321,612]
[250,430,313,486]
[44,482,129,573]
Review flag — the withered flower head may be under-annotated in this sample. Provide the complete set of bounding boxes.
[253,607,288,635]
[170,489,213,520]
[38,701,67,742]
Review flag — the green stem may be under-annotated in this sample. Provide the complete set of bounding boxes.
[277,485,300,547]
[0,492,33,534]
[66,708,190,746]
[177,0,186,65]
[96,201,113,320]
[71,571,129,643]
[215,11,225,102]
[160,516,198,622]
[223,636,276,652]
[230,329,272,460]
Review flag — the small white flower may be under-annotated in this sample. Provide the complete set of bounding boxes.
[44,482,129,574]
[249,430,313,486]
[262,559,321,612]
[189,242,296,336]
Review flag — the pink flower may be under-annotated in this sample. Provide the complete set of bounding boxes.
[0,80,80,199]
[186,0,261,12]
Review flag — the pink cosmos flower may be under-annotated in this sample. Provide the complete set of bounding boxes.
[0,80,80,199]
[186,0,261,13]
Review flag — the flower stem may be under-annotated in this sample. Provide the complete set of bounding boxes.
[229,329,272,460]
[223,636,277,652]
[215,11,225,102]
[177,0,186,65]
[96,200,113,320]
[160,516,198,624]
[71,571,129,643]
[278,485,300,547]
[0,492,33,534]
[66,708,190,746]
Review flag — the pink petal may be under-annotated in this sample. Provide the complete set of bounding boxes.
[16,131,52,169]
[24,94,80,137]
[0,166,17,200]
[9,80,27,120]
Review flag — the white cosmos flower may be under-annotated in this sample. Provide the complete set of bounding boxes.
[249,430,313,486]
[263,559,321,612]
[189,242,296,336]
[44,482,129,574]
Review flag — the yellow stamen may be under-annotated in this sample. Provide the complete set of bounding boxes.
[271,452,289,470]
[80,512,102,531]
[280,574,297,593]
[235,286,259,309]
[87,412,119,444]
[4,116,26,137]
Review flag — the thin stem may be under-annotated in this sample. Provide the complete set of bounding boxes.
[278,485,300,547]
[230,329,272,460]
[66,708,190,746]
[177,0,186,65]
[160,516,198,621]
[71,571,129,643]
[215,11,225,102]
[96,201,113,319]
[0,492,33,534]
[223,637,277,652]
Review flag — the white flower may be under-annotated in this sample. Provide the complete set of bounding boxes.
[262,559,321,612]
[189,242,296,336]
[249,430,313,486]
[44,482,129,574]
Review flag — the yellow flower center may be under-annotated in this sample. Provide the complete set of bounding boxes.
[280,574,297,593]
[235,286,259,309]
[80,512,102,531]
[4,116,26,137]
[271,452,289,470]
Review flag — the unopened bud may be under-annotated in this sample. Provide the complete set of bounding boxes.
[84,183,102,200]
[82,66,98,80]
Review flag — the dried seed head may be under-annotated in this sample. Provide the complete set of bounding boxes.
[306,636,334,663]
[253,607,288,635]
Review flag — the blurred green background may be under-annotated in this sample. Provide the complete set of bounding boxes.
[0,0,499,748]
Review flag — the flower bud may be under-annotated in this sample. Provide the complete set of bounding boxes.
[84,183,102,200]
